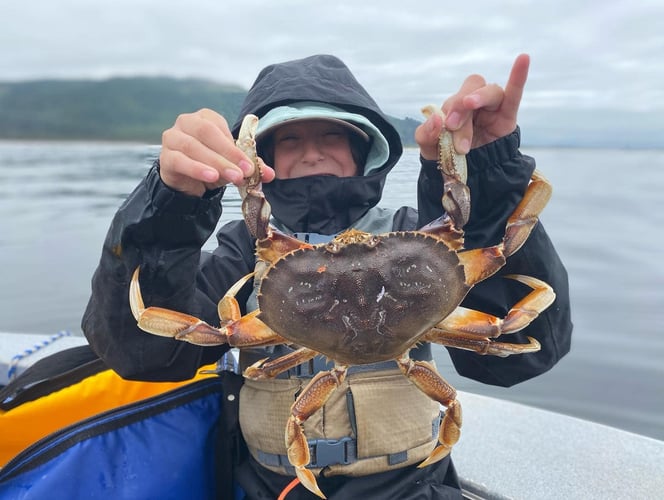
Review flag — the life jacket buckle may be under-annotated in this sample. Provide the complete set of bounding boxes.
[309,436,356,467]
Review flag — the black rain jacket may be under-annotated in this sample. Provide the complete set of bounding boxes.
[82,54,572,500]
[83,54,571,387]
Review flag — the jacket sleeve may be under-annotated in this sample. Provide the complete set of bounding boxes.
[417,128,573,387]
[82,163,253,381]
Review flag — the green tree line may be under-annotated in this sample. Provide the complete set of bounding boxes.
[0,77,419,145]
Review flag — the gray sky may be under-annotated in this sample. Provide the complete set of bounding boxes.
[2,0,662,128]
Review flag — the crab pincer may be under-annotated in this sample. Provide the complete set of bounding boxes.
[421,105,471,229]
[236,114,271,240]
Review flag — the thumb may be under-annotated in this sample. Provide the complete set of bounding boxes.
[416,110,443,160]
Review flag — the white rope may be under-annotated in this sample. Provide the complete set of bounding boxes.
[7,330,72,381]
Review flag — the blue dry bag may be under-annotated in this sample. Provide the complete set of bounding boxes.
[0,377,229,500]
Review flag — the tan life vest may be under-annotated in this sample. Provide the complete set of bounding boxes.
[239,207,442,477]
[238,352,441,477]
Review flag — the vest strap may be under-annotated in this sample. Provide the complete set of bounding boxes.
[283,358,399,379]
[254,413,441,473]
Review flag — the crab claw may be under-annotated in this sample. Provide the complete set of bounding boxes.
[419,398,462,468]
[286,418,327,498]
[283,366,348,499]
[235,114,272,240]
[502,170,553,257]
[421,105,470,229]
[236,114,260,193]
[129,267,227,345]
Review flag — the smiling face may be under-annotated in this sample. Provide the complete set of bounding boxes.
[272,119,359,179]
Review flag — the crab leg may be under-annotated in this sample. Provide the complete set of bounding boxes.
[286,365,348,499]
[243,347,318,379]
[396,354,461,468]
[235,113,315,265]
[130,267,226,345]
[457,246,506,285]
[130,267,285,347]
[255,231,314,265]
[418,213,465,251]
[213,271,287,347]
[502,170,553,257]
[424,328,541,357]
[422,275,554,357]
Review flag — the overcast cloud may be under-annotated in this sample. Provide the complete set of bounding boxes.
[1,0,662,134]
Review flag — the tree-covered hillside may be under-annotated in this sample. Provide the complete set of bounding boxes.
[0,78,247,142]
[0,77,419,145]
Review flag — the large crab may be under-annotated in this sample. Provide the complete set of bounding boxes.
[130,108,555,498]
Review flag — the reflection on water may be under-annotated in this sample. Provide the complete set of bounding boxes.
[1,141,663,441]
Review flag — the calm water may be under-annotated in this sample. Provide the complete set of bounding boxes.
[1,141,662,441]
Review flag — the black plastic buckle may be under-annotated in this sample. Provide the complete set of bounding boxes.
[308,437,356,467]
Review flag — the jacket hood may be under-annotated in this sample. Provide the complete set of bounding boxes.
[231,54,403,234]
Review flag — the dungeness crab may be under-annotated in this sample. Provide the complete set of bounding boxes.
[130,108,555,498]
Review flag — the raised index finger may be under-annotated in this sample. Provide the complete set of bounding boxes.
[501,53,530,121]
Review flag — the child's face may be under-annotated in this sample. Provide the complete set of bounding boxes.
[272,120,359,179]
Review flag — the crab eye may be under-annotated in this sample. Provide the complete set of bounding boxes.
[325,241,341,254]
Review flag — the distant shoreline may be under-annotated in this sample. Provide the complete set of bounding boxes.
[1,77,661,149]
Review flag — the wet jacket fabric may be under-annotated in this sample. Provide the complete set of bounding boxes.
[82,54,572,499]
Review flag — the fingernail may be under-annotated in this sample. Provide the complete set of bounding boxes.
[458,138,471,154]
[466,94,481,107]
[238,160,253,175]
[202,168,219,182]
[227,169,244,184]
[446,112,461,129]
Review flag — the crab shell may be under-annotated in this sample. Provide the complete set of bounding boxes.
[258,230,467,365]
